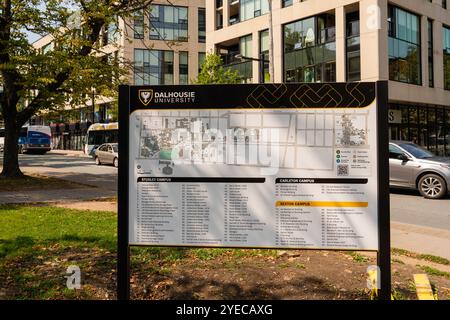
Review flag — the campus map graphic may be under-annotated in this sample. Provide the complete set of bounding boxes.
[134,109,370,172]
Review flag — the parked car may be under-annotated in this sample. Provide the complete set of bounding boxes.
[95,143,118,168]
[389,141,450,199]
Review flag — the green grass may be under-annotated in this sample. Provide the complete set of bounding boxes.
[232,249,278,259]
[392,248,410,256]
[392,248,449,266]
[418,254,449,266]
[347,251,369,263]
[0,204,117,258]
[0,204,117,299]
[391,289,407,300]
[418,265,450,279]
[392,258,405,265]
[0,174,89,192]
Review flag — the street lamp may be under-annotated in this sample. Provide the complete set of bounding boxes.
[91,88,96,124]
[234,53,269,83]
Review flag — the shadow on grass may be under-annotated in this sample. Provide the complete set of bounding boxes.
[0,235,116,258]
[0,237,36,258]
[133,271,363,300]
[131,247,190,264]
[0,242,118,300]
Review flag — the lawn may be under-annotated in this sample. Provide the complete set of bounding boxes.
[0,205,117,257]
[0,204,117,299]
[1,204,450,300]
[0,174,88,192]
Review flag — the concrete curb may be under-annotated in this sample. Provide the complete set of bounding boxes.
[0,188,116,204]
[48,150,91,158]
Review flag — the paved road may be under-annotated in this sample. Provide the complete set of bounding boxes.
[1,151,117,191]
[390,188,450,231]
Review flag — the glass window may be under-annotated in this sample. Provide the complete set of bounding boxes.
[241,0,254,21]
[150,5,159,20]
[134,10,144,39]
[346,11,360,82]
[198,8,206,43]
[428,19,434,87]
[324,62,336,82]
[260,30,270,82]
[284,17,316,51]
[398,142,435,158]
[389,144,407,159]
[409,106,418,124]
[444,26,450,90]
[198,52,206,73]
[347,55,360,82]
[134,49,174,85]
[282,0,293,7]
[149,5,188,41]
[388,6,421,85]
[240,34,252,57]
[260,30,269,53]
[284,14,336,83]
[240,0,269,22]
[179,51,189,84]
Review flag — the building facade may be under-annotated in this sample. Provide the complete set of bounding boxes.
[207,0,450,156]
[32,0,205,149]
[126,0,206,86]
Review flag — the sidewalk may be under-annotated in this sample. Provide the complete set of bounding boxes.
[0,188,116,204]
[48,149,91,158]
[391,221,450,260]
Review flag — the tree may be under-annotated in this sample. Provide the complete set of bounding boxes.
[194,53,240,85]
[0,0,153,178]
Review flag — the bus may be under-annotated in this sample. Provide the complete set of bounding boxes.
[0,128,4,152]
[84,122,118,156]
[18,125,52,154]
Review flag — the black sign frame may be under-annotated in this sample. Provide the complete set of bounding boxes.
[117,82,390,300]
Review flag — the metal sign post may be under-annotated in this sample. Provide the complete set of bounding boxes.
[376,81,391,300]
[117,82,391,301]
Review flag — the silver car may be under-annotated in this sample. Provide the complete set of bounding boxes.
[389,141,450,199]
[95,143,118,168]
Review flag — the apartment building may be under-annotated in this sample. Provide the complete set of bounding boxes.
[207,0,450,156]
[32,0,205,146]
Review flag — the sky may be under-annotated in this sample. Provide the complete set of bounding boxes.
[26,1,78,44]
[27,32,41,44]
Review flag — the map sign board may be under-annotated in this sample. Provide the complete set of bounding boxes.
[120,83,389,251]
[118,82,390,300]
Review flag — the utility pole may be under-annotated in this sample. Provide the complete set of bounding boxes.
[91,88,95,124]
[267,0,275,82]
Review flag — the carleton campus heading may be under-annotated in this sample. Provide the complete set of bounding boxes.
[153,91,196,103]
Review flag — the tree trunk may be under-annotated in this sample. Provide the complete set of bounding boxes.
[0,114,23,178]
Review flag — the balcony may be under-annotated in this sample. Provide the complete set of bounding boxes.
[221,51,253,81]
[225,61,253,80]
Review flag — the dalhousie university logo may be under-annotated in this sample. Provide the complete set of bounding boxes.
[139,89,153,106]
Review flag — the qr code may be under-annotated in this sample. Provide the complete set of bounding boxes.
[337,164,349,176]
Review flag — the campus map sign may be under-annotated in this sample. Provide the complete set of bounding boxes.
[120,83,386,251]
